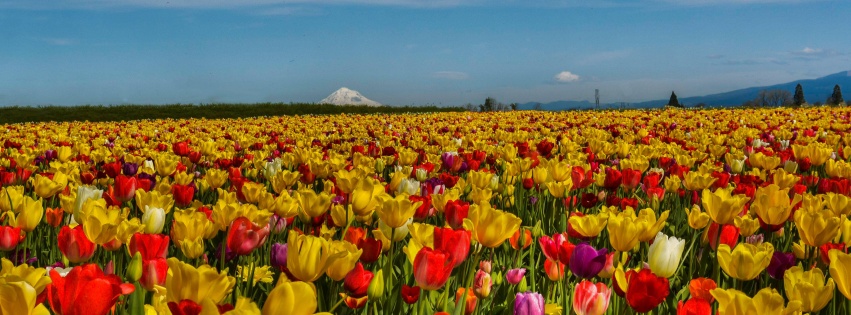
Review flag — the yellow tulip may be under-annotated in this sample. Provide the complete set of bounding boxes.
[173,172,195,186]
[686,204,710,229]
[749,184,800,226]
[841,217,851,246]
[77,199,125,245]
[637,208,669,242]
[794,205,842,247]
[663,176,681,192]
[165,258,235,304]
[204,297,260,315]
[749,152,781,171]
[0,186,24,213]
[701,188,749,225]
[0,259,51,295]
[0,276,51,315]
[287,233,346,282]
[682,171,717,191]
[376,194,421,229]
[825,193,851,217]
[116,218,146,245]
[32,172,68,199]
[171,209,211,258]
[547,160,572,182]
[270,170,300,194]
[135,189,175,214]
[568,213,608,238]
[334,168,363,194]
[463,203,521,248]
[325,240,362,281]
[532,166,549,185]
[56,146,73,162]
[263,190,299,219]
[295,188,332,218]
[240,181,266,205]
[717,243,774,280]
[12,196,43,232]
[154,153,179,177]
[546,181,572,198]
[783,265,834,312]
[262,281,317,315]
[829,249,851,300]
[607,208,648,252]
[350,177,387,216]
[431,188,461,213]
[468,187,493,205]
[734,215,760,237]
[770,169,797,190]
[711,288,802,315]
[468,170,494,190]
[204,169,229,190]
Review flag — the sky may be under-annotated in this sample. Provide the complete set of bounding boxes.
[1,0,850,107]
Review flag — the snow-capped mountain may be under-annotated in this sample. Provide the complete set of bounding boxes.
[319,87,382,106]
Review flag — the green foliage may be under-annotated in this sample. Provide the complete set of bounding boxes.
[0,103,465,124]
[828,84,844,105]
[793,83,806,106]
[667,91,682,107]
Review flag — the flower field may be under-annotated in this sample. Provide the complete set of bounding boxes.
[2,107,851,315]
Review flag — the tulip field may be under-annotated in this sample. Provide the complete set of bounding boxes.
[3,107,851,315]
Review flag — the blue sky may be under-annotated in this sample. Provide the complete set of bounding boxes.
[1,0,849,106]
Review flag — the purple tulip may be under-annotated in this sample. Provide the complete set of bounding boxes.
[123,162,139,176]
[44,150,57,161]
[506,268,526,285]
[270,243,288,270]
[569,243,608,279]
[767,252,796,279]
[514,291,544,315]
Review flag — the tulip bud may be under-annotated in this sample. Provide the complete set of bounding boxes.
[473,270,493,299]
[493,271,503,285]
[479,260,492,273]
[518,277,528,292]
[416,168,428,182]
[127,252,143,282]
[142,206,165,234]
[375,159,386,174]
[531,222,544,238]
[489,175,500,191]
[506,268,526,285]
[367,269,385,300]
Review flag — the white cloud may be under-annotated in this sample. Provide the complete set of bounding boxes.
[554,71,580,83]
[432,71,469,80]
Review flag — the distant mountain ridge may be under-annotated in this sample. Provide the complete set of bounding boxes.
[319,87,382,106]
[519,70,851,110]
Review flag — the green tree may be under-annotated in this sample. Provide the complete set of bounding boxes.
[827,84,844,105]
[667,91,681,107]
[793,83,806,106]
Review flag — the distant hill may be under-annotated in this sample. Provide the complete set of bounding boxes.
[519,70,851,110]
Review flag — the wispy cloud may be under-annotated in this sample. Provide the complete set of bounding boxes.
[554,71,580,83]
[718,57,788,65]
[706,54,725,59]
[432,71,469,80]
[254,6,321,15]
[790,47,842,59]
[656,0,823,5]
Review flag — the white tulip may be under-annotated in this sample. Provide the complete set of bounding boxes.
[647,232,685,278]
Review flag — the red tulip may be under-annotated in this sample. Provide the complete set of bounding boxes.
[168,300,202,315]
[57,225,96,264]
[46,264,135,315]
[344,262,373,298]
[410,195,433,221]
[357,237,382,264]
[677,298,711,315]
[572,166,595,190]
[643,172,662,189]
[456,287,478,315]
[413,247,454,290]
[0,225,23,251]
[625,268,669,313]
[128,233,170,260]
[173,141,191,157]
[603,168,622,191]
[573,280,611,315]
[620,168,642,191]
[140,258,168,291]
[113,175,138,203]
[539,233,568,262]
[171,184,195,208]
[444,199,470,229]
[226,217,270,256]
[401,285,421,304]
[102,161,122,178]
[433,227,470,268]
[707,223,739,250]
[688,278,716,303]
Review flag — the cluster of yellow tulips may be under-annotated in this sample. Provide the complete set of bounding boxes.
[1,107,851,315]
